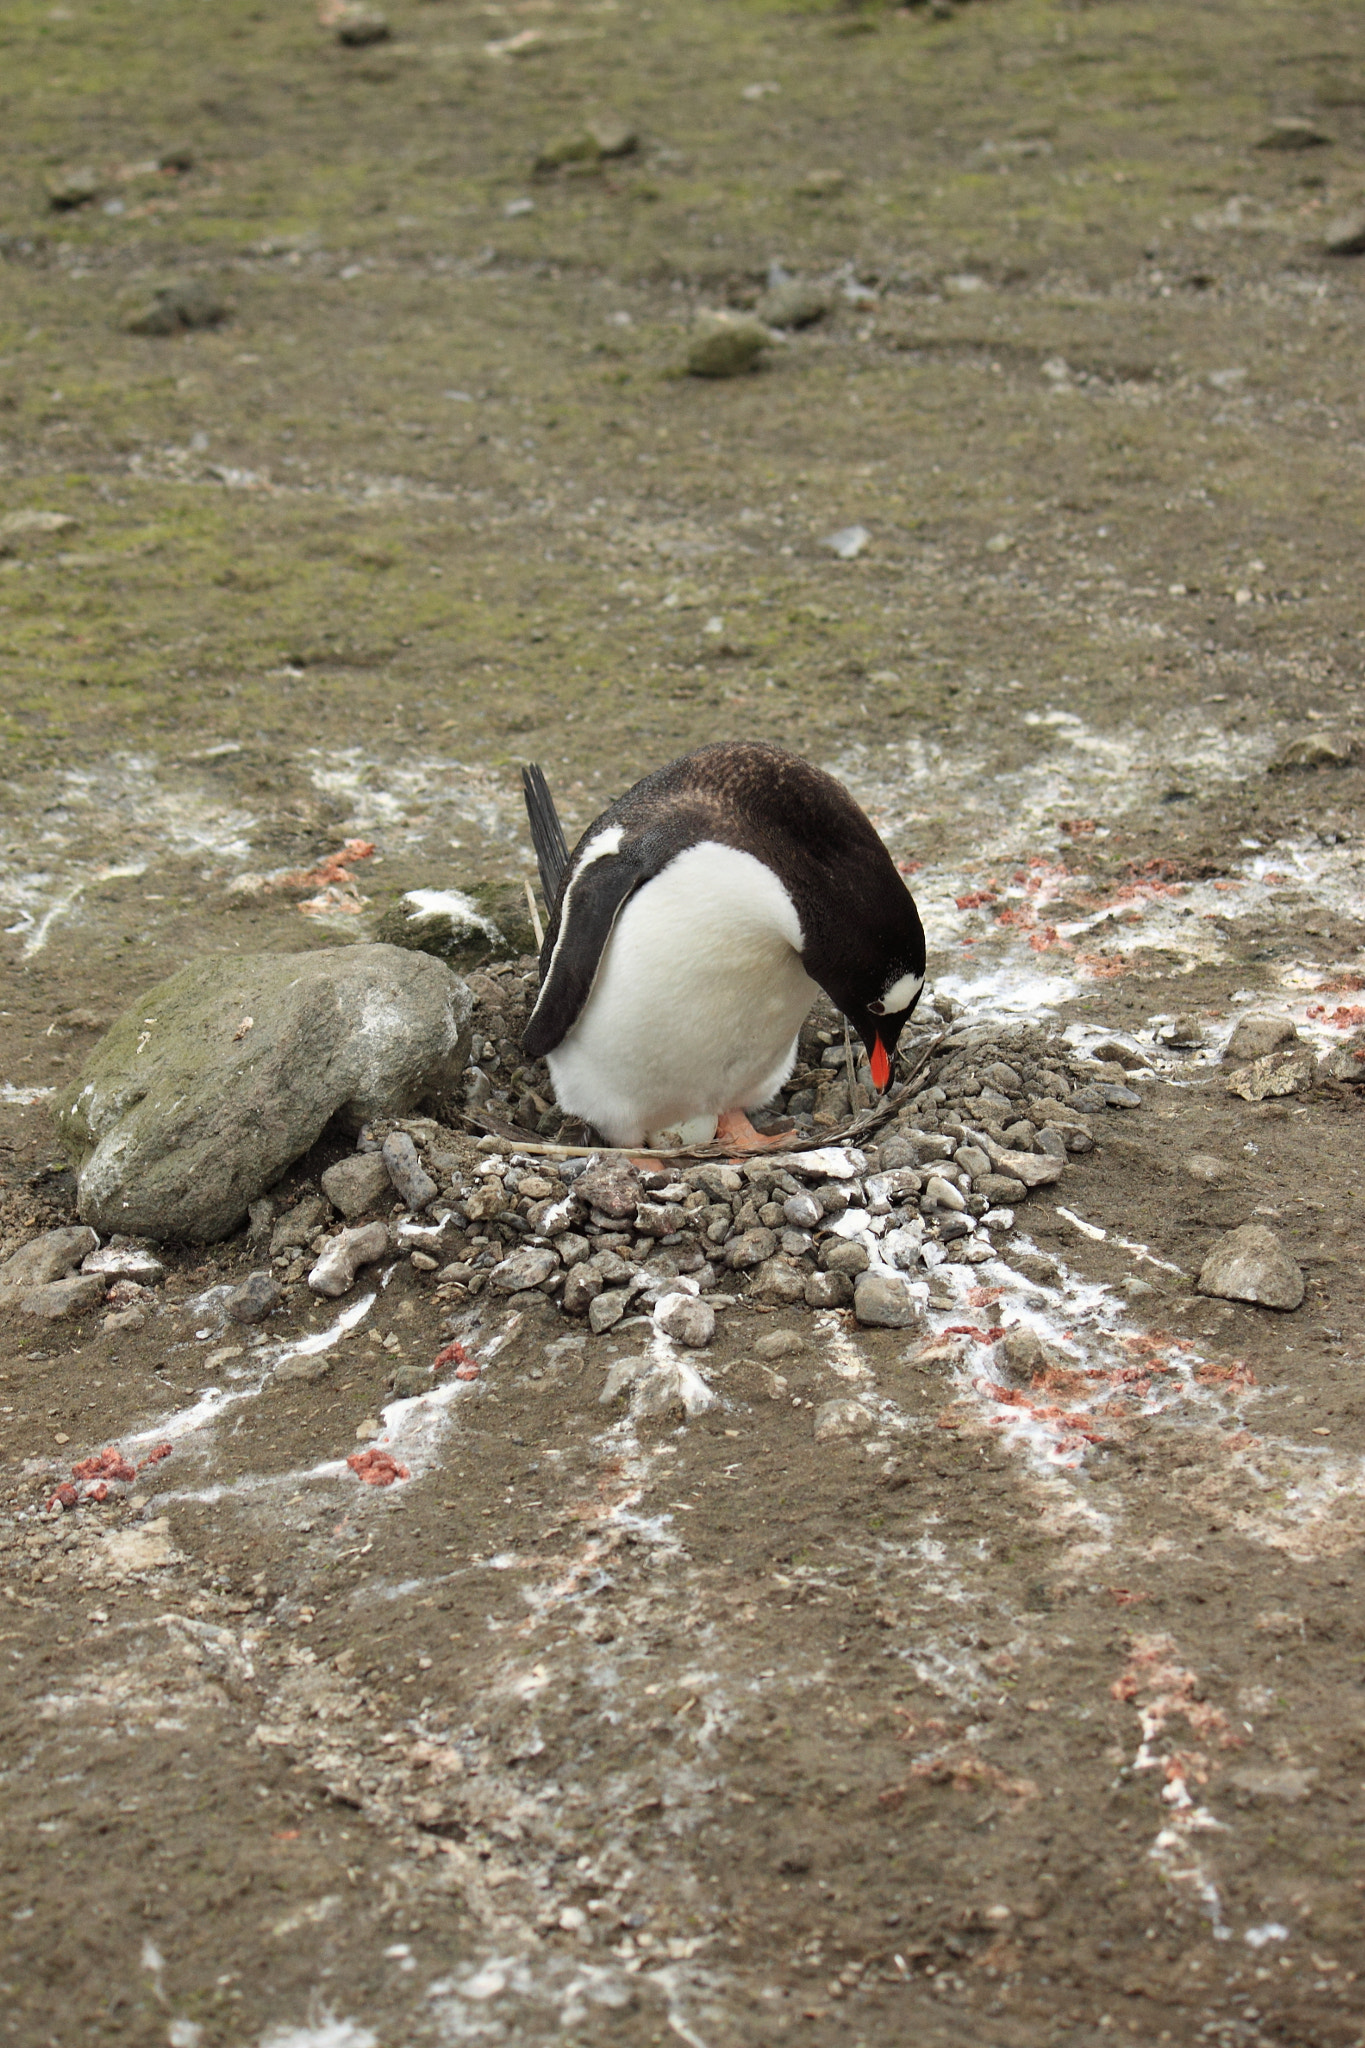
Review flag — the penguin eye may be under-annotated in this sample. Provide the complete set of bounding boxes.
[867,999,886,1017]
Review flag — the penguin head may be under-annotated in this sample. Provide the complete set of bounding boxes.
[807,881,927,1095]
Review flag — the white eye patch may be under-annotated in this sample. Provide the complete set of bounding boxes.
[876,970,924,1015]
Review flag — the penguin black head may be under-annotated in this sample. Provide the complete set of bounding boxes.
[807,871,927,1094]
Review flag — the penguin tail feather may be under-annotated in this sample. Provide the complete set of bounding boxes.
[521,762,570,908]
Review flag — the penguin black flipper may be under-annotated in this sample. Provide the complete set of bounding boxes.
[523,827,676,1060]
[521,762,571,907]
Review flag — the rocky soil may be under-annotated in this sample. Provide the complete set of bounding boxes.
[2,1,1365,2045]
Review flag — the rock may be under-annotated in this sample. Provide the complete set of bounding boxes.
[489,1245,559,1294]
[999,1326,1047,1384]
[20,1274,107,1321]
[308,1222,390,1298]
[57,945,473,1242]
[536,114,637,171]
[1324,210,1365,257]
[1256,117,1331,150]
[1227,1765,1317,1802]
[781,1191,823,1230]
[879,1224,924,1270]
[103,1306,147,1333]
[820,524,869,560]
[321,1151,393,1218]
[653,1291,715,1347]
[382,1131,438,1211]
[978,1137,1064,1188]
[819,1238,869,1275]
[924,1174,966,1212]
[978,1174,1027,1204]
[1182,1153,1235,1185]
[334,4,389,43]
[633,1355,717,1420]
[636,1202,687,1239]
[1319,1032,1365,1084]
[575,1163,643,1221]
[588,1288,630,1333]
[562,1263,604,1315]
[725,1227,778,1270]
[224,1271,285,1324]
[1267,733,1357,772]
[81,1245,165,1283]
[756,280,831,329]
[46,167,102,209]
[271,1197,327,1256]
[805,1270,852,1308]
[796,168,848,198]
[1226,1046,1316,1102]
[122,279,229,336]
[389,1363,432,1398]
[0,1226,98,1291]
[686,312,768,378]
[853,1269,917,1328]
[813,1397,874,1442]
[878,1133,921,1171]
[1224,1015,1300,1063]
[1197,1225,1303,1311]
[749,1257,808,1305]
[373,884,533,969]
[0,509,79,540]
[752,1327,805,1360]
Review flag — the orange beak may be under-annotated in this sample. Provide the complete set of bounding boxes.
[870,1035,890,1091]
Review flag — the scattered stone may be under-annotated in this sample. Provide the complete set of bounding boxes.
[334,4,390,44]
[1319,1031,1365,1084]
[1267,733,1357,772]
[575,1162,643,1220]
[820,524,869,560]
[998,1325,1046,1384]
[588,1288,630,1334]
[321,1151,393,1218]
[796,168,848,197]
[536,114,637,170]
[1324,211,1365,256]
[1224,1015,1300,1063]
[924,1173,966,1212]
[0,509,79,540]
[853,1269,917,1328]
[805,1270,852,1309]
[374,885,533,969]
[749,1257,807,1305]
[21,1274,107,1321]
[978,1138,1064,1189]
[389,1363,432,1399]
[271,1198,326,1255]
[726,1227,778,1270]
[752,1327,805,1360]
[382,1131,438,1211]
[813,1397,874,1442]
[1256,117,1331,150]
[562,1263,603,1315]
[653,1291,716,1347]
[81,1244,165,1283]
[1226,1046,1317,1102]
[57,945,473,1241]
[0,1226,98,1293]
[103,1306,148,1333]
[1182,1153,1236,1186]
[122,278,230,336]
[308,1222,390,1298]
[224,1271,285,1324]
[686,312,768,378]
[489,1245,559,1293]
[1197,1224,1304,1312]
[756,279,831,329]
[819,1238,869,1275]
[1227,1765,1317,1802]
[46,167,102,209]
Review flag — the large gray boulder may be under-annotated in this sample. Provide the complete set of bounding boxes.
[56,945,473,1242]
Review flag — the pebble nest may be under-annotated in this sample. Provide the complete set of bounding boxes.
[267,957,1148,1346]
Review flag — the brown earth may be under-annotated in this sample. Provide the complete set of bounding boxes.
[2,0,1365,2043]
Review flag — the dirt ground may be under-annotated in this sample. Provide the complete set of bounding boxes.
[3,0,1365,2042]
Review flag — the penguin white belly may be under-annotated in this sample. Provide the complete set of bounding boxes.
[546,841,818,1147]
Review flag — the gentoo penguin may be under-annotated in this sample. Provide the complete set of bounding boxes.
[520,740,925,1150]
